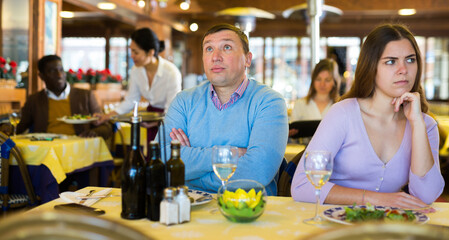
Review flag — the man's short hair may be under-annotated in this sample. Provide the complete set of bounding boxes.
[202,23,249,54]
[38,55,61,73]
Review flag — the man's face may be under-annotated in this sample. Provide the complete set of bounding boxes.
[202,30,252,89]
[39,60,66,93]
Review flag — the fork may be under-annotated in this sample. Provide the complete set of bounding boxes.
[79,190,95,205]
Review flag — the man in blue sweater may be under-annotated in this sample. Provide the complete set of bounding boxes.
[162,23,288,195]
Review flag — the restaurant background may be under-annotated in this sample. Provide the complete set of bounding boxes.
[0,1,449,238]
[1,0,449,115]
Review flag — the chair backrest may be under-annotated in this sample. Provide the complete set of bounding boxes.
[0,132,38,209]
[277,150,304,197]
[289,120,321,139]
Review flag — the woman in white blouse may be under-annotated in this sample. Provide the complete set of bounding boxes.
[98,27,182,141]
[289,59,339,137]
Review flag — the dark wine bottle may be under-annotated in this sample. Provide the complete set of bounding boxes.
[146,141,166,221]
[167,140,185,187]
[121,108,145,219]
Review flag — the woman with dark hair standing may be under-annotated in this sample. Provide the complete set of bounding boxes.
[291,24,444,208]
[98,27,182,141]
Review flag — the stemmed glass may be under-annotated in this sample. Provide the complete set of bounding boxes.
[9,109,21,137]
[212,146,239,189]
[303,150,333,225]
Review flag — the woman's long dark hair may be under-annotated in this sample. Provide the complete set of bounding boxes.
[340,23,428,113]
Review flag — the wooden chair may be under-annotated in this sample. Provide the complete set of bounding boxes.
[0,132,38,212]
[277,150,305,197]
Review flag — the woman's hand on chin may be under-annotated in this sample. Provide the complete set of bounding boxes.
[391,92,423,122]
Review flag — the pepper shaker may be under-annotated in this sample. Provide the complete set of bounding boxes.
[160,187,179,225]
[176,186,191,223]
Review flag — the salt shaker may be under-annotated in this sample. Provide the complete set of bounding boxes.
[176,186,191,223]
[160,187,179,225]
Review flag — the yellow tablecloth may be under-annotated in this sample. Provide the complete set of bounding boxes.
[25,187,449,240]
[437,115,449,133]
[11,136,112,183]
[436,115,449,156]
[115,123,148,155]
[285,143,305,161]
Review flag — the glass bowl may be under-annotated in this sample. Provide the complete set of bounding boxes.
[217,179,267,222]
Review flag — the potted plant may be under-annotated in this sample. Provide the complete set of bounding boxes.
[95,69,122,91]
[68,68,91,90]
[0,57,18,88]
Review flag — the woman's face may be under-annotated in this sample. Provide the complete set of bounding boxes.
[130,40,153,67]
[313,70,334,95]
[375,39,417,98]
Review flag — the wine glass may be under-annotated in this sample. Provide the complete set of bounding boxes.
[303,150,333,225]
[212,146,239,189]
[9,109,21,137]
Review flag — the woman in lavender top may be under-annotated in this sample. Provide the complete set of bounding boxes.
[291,24,444,209]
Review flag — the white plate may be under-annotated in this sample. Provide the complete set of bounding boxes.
[188,189,213,206]
[322,205,429,225]
[22,133,66,139]
[58,116,98,124]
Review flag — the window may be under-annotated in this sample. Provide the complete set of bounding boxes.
[424,37,449,100]
[248,36,360,101]
[61,37,106,71]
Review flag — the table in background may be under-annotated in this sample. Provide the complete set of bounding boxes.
[114,122,147,156]
[435,115,449,156]
[436,115,449,133]
[285,143,305,161]
[25,187,449,240]
[10,136,113,203]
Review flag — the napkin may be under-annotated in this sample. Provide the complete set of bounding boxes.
[60,188,112,206]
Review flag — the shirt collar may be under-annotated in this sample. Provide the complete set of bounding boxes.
[209,77,249,99]
[46,83,71,100]
[155,56,163,78]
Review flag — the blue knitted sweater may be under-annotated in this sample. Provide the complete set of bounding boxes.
[161,79,288,195]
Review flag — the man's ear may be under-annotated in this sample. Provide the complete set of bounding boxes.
[38,72,47,87]
[245,52,252,68]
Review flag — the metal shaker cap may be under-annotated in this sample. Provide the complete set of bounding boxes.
[177,186,189,195]
[164,187,177,198]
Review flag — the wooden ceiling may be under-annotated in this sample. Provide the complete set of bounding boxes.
[62,0,449,38]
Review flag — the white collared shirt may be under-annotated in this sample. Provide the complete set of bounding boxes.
[290,97,333,121]
[115,56,182,114]
[46,84,71,100]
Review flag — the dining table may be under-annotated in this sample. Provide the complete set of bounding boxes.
[21,187,449,240]
[285,143,305,162]
[114,122,148,156]
[436,115,449,157]
[9,135,113,203]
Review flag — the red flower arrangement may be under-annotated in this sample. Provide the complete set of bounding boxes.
[66,68,122,84]
[96,69,122,83]
[0,57,18,80]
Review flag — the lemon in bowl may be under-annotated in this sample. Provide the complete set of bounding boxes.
[217,179,267,222]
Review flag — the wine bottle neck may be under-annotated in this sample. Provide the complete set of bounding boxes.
[131,122,140,150]
[150,147,160,160]
[171,148,180,158]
